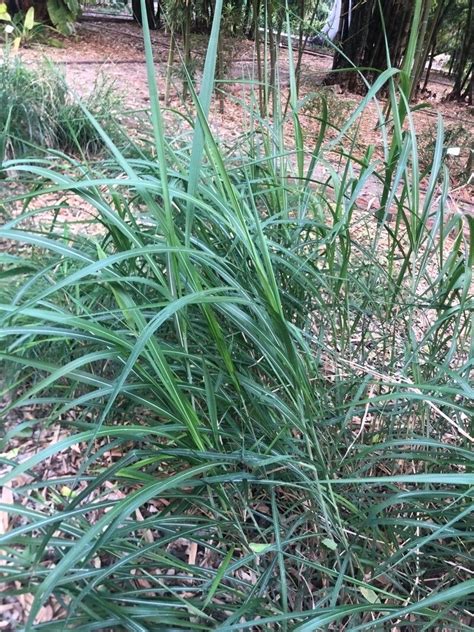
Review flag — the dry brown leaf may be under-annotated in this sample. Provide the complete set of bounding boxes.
[0,485,14,535]
[188,541,198,566]
[35,604,54,624]
[17,591,33,613]
[0,604,14,614]
[135,508,154,544]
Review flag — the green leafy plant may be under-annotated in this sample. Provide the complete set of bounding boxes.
[0,1,473,630]
[0,55,123,159]
[1,0,79,37]
[0,3,38,52]
[0,0,10,21]
[46,0,80,35]
[302,86,357,129]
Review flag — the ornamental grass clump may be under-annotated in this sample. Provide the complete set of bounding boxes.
[0,1,472,629]
[0,53,122,160]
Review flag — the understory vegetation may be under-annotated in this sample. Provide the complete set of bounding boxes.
[0,2,473,630]
[0,54,122,160]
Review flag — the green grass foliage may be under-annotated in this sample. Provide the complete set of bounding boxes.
[0,4,473,630]
[0,53,122,160]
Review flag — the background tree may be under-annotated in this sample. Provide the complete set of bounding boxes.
[412,0,472,102]
[329,0,417,92]
[7,0,47,20]
[327,0,473,101]
[447,0,472,102]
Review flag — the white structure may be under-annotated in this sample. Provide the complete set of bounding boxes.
[311,0,353,44]
[322,0,343,41]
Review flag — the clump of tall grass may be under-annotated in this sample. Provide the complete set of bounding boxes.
[0,2,473,630]
[0,53,122,160]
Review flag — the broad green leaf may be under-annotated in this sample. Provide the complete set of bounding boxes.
[359,586,380,604]
[322,538,338,551]
[249,543,272,555]
[24,6,35,30]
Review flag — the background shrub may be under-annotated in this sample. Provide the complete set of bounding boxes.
[0,54,122,160]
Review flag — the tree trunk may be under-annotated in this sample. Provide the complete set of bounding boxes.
[422,36,437,93]
[267,0,276,113]
[409,0,432,99]
[182,0,192,100]
[7,0,48,21]
[132,0,158,29]
[243,0,253,37]
[164,29,176,106]
[420,0,450,93]
[253,0,264,115]
[329,0,416,93]
[460,63,473,104]
[449,0,473,100]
